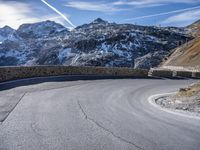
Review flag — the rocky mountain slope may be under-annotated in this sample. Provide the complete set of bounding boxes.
[162,20,200,69]
[0,18,191,69]
[187,19,200,37]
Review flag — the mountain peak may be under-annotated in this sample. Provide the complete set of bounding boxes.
[16,20,68,39]
[0,25,15,38]
[18,20,65,29]
[92,18,108,24]
[0,25,14,32]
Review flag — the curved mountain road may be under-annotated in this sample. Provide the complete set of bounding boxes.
[0,78,200,150]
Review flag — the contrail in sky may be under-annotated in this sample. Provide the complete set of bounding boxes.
[41,0,76,28]
[125,5,200,21]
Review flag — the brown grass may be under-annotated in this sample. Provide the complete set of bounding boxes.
[162,20,200,68]
[163,37,200,67]
[177,82,200,97]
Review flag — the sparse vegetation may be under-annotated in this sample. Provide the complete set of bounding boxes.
[177,82,200,97]
[156,82,200,114]
[162,20,200,68]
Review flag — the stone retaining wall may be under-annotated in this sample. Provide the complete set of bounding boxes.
[192,72,200,78]
[149,69,173,78]
[175,71,193,78]
[0,66,149,83]
[149,68,200,78]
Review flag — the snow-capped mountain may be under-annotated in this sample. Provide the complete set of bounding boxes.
[0,26,15,43]
[0,18,192,68]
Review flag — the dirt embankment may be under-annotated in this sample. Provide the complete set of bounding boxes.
[162,37,200,67]
[156,82,200,114]
[162,19,200,68]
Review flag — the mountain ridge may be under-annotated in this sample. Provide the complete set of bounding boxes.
[0,18,192,68]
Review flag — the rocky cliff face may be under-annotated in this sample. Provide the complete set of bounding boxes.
[0,18,191,68]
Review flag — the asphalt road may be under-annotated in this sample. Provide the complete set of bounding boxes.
[0,78,200,150]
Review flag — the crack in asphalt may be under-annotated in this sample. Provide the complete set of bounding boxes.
[0,81,93,124]
[1,92,27,123]
[77,100,145,150]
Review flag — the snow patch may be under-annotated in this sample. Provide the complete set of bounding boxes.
[58,48,75,62]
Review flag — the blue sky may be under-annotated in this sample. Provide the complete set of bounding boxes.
[0,0,200,29]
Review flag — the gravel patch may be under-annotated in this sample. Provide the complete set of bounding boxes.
[156,95,200,114]
[155,83,200,114]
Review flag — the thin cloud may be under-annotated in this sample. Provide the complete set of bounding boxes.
[114,0,200,7]
[0,2,39,29]
[65,1,122,13]
[0,1,71,29]
[161,9,200,26]
[124,5,200,21]
[41,0,76,28]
